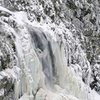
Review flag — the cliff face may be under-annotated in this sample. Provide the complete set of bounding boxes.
[0,0,100,100]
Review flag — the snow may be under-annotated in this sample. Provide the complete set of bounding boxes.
[0,89,4,96]
[6,11,100,100]
[92,90,100,100]
[19,94,29,100]
[0,6,13,14]
[0,1,100,100]
[13,11,28,25]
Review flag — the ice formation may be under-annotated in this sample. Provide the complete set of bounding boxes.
[0,0,100,100]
